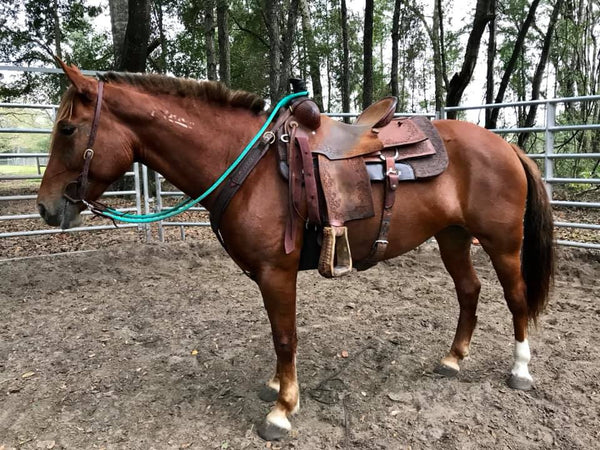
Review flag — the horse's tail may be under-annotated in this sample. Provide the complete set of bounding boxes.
[511,143,555,323]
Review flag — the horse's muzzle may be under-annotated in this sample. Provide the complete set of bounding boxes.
[38,199,82,229]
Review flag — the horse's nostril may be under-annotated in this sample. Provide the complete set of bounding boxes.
[38,203,47,219]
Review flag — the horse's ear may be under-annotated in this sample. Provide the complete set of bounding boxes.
[54,56,96,99]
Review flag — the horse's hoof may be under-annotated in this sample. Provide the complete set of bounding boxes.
[257,420,290,441]
[434,363,460,378]
[508,375,533,391]
[258,384,279,402]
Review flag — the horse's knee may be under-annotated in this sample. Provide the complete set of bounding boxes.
[272,333,297,357]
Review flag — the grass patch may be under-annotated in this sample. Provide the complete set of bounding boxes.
[0,165,44,176]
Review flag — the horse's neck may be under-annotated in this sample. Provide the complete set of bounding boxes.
[131,99,266,202]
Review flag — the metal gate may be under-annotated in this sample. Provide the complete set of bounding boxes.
[1,66,598,250]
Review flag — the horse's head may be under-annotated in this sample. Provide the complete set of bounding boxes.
[37,60,135,229]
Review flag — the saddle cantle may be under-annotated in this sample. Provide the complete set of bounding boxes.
[355,96,397,128]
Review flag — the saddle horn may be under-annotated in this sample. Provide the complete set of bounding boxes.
[289,78,307,93]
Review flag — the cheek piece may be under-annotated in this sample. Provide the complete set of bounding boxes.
[62,81,104,205]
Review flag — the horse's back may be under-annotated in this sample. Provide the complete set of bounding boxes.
[433,120,528,232]
[347,120,528,259]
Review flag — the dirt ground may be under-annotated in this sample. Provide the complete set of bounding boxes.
[1,237,599,450]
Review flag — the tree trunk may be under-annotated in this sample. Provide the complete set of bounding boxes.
[154,0,167,73]
[108,0,128,67]
[362,0,374,109]
[390,0,401,101]
[432,0,444,111]
[265,0,281,103]
[204,0,217,80]
[487,0,541,128]
[437,0,449,89]
[52,0,63,60]
[118,0,151,72]
[340,0,350,119]
[277,0,300,97]
[217,0,231,86]
[110,0,151,190]
[445,0,494,118]
[299,0,323,110]
[484,0,496,128]
[518,0,564,147]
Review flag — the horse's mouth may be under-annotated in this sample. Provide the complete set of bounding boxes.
[38,198,83,229]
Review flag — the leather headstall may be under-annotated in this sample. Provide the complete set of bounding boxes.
[63,81,105,206]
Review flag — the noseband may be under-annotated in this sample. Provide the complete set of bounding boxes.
[63,81,104,205]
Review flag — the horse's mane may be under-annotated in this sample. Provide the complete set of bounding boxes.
[99,72,266,115]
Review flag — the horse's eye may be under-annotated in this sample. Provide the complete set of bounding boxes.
[59,123,76,136]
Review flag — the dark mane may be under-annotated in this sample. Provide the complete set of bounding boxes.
[99,72,266,115]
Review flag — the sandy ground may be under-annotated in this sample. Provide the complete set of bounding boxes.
[0,240,599,449]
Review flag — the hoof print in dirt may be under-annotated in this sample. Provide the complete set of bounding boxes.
[258,384,279,402]
[507,375,533,391]
[433,363,460,378]
[257,421,290,441]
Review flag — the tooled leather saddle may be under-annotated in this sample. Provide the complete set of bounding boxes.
[210,90,448,279]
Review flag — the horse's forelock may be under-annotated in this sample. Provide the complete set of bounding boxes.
[48,88,76,155]
[56,88,76,123]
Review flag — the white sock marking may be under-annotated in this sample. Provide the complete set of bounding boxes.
[267,378,280,392]
[266,409,292,431]
[511,339,533,381]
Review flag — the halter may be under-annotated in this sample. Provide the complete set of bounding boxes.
[63,81,104,205]
[62,79,309,223]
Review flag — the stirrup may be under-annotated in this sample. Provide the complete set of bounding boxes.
[318,226,352,278]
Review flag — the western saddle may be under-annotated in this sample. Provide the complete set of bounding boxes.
[210,88,447,279]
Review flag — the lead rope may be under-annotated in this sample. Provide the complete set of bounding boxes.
[86,90,309,223]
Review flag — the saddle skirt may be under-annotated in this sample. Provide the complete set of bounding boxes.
[300,114,448,228]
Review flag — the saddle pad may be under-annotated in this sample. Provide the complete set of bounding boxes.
[406,117,448,178]
[363,118,447,180]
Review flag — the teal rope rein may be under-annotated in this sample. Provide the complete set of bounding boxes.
[89,91,308,224]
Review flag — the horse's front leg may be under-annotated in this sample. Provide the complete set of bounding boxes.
[255,266,299,440]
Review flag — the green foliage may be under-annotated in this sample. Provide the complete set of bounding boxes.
[0,0,597,125]
[228,0,269,95]
[0,0,110,101]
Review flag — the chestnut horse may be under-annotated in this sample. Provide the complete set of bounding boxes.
[37,63,554,440]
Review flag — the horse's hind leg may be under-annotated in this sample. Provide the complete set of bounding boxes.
[481,240,533,390]
[255,266,300,440]
[434,226,481,376]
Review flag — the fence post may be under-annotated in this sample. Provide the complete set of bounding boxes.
[154,171,164,242]
[544,101,555,198]
[142,164,152,242]
[133,162,143,234]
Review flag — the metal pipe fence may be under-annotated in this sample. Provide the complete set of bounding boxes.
[1,79,598,249]
[441,96,600,250]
